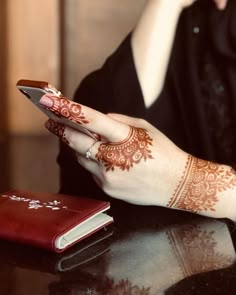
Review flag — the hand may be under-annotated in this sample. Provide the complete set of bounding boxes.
[40,94,236,220]
[181,0,228,9]
[39,93,188,207]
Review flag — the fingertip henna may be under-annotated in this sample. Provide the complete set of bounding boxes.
[95,126,154,171]
[41,94,90,125]
[45,119,69,145]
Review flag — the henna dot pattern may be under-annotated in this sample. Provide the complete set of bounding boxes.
[96,126,154,171]
[45,95,89,125]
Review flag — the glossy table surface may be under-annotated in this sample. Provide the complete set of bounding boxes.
[1,215,236,295]
[1,136,236,295]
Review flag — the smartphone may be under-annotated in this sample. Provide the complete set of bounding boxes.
[16,79,97,139]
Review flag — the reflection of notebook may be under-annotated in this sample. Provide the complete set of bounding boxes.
[0,190,113,252]
[0,226,113,274]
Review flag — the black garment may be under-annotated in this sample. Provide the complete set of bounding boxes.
[57,0,236,224]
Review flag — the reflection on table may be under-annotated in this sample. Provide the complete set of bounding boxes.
[0,215,235,295]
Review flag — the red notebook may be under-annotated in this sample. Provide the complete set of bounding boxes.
[0,190,113,253]
[0,227,113,273]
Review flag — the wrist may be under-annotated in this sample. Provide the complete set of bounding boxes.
[150,143,189,208]
[167,155,236,220]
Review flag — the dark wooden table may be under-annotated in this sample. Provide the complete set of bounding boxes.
[0,136,236,295]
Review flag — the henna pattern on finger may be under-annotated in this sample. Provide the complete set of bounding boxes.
[45,119,69,145]
[95,126,153,171]
[168,155,236,213]
[42,94,89,125]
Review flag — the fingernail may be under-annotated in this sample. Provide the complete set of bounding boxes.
[39,94,53,108]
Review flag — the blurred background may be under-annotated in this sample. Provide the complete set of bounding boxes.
[0,0,145,194]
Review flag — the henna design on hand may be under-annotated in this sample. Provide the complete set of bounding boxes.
[95,126,154,171]
[45,119,69,145]
[43,95,89,125]
[168,155,236,213]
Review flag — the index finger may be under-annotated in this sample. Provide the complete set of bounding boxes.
[39,93,129,141]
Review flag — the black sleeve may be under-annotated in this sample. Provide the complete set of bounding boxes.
[57,34,146,199]
[73,33,146,117]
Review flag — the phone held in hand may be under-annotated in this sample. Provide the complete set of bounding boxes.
[16,79,97,139]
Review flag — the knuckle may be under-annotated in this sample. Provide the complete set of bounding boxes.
[137,118,148,127]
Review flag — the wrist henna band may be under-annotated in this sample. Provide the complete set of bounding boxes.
[168,155,236,213]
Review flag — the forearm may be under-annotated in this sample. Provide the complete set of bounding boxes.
[131,0,184,107]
